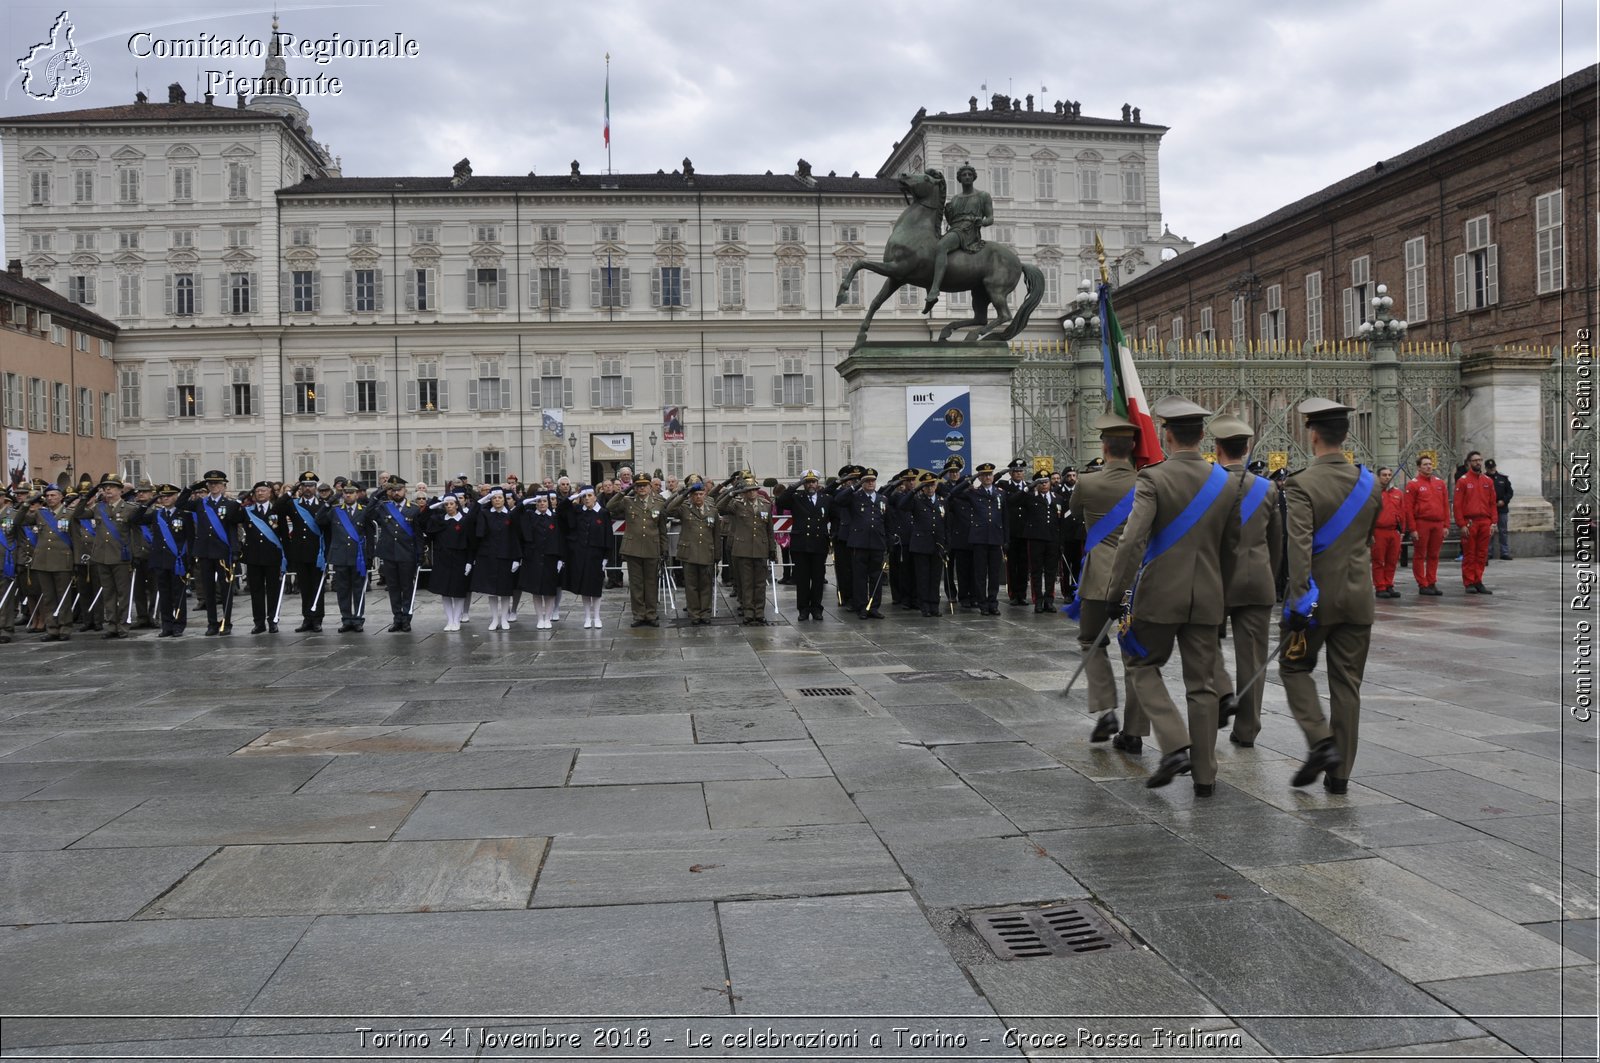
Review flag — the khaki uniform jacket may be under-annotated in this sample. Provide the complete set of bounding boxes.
[665,490,719,564]
[717,492,778,560]
[1221,464,1284,608]
[23,503,77,572]
[1285,453,1381,626]
[1071,459,1137,602]
[72,496,146,565]
[0,504,26,568]
[606,492,668,559]
[1108,451,1241,626]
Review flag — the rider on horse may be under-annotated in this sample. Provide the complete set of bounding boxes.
[925,164,993,314]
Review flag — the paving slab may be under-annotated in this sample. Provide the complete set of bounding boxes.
[933,742,1061,775]
[1377,836,1600,923]
[967,768,1155,832]
[295,749,574,793]
[1479,726,1598,771]
[0,916,313,1049]
[532,825,903,906]
[1124,900,1480,1057]
[26,755,334,799]
[820,741,958,792]
[1244,858,1586,980]
[0,797,144,850]
[852,784,1015,842]
[703,777,863,829]
[1102,780,1372,867]
[141,838,547,918]
[177,702,409,730]
[0,846,214,924]
[469,714,695,748]
[887,702,1023,745]
[69,792,421,847]
[1419,965,1597,1061]
[0,727,263,762]
[1296,802,1491,849]
[1526,918,1600,962]
[1469,811,1600,871]
[690,707,809,743]
[569,741,826,784]
[233,723,476,756]
[888,834,1088,908]
[393,783,708,840]
[1033,822,1271,914]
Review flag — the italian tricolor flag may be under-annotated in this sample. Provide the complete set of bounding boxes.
[1099,281,1164,468]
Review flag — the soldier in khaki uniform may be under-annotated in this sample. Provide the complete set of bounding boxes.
[1279,397,1383,794]
[129,478,158,628]
[1075,412,1146,753]
[0,489,21,642]
[72,474,147,639]
[718,476,779,624]
[22,483,78,641]
[606,472,668,626]
[1106,398,1241,794]
[1207,415,1284,748]
[665,477,718,624]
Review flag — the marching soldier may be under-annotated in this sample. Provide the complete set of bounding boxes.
[1000,458,1031,605]
[280,471,330,632]
[319,483,371,632]
[665,478,717,624]
[836,468,889,619]
[72,474,146,639]
[240,481,289,633]
[948,462,1006,615]
[183,470,246,636]
[1279,397,1383,794]
[24,483,81,642]
[775,470,831,621]
[0,489,20,643]
[717,476,779,625]
[829,465,861,611]
[362,476,422,632]
[1208,415,1283,749]
[1105,398,1241,795]
[894,471,947,616]
[607,472,669,627]
[141,484,193,636]
[1075,413,1145,752]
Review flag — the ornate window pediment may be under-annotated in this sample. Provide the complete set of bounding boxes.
[167,249,200,268]
[987,146,1016,159]
[1119,152,1146,165]
[1035,247,1062,264]
[26,254,57,271]
[284,248,317,267]
[1075,149,1103,163]
[111,145,145,161]
[68,146,98,161]
[221,143,256,158]
[348,248,380,268]
[112,251,144,269]
[941,144,970,159]
[222,247,256,268]
[165,144,199,159]
[470,251,502,269]
[1031,148,1060,162]
[22,147,55,162]
[70,252,99,268]
[410,251,441,269]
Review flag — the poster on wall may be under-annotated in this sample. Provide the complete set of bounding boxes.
[662,405,684,442]
[5,429,26,489]
[906,386,971,473]
[590,433,634,462]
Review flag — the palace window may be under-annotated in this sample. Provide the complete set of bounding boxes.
[68,275,96,306]
[230,363,255,416]
[170,364,200,419]
[1404,237,1428,322]
[406,267,436,311]
[73,169,95,203]
[117,167,141,204]
[347,268,382,313]
[653,265,690,307]
[413,357,446,412]
[471,356,509,411]
[350,361,385,414]
[117,274,141,316]
[227,272,255,315]
[593,265,629,308]
[168,272,199,316]
[289,270,318,313]
[1260,284,1285,344]
[170,167,193,202]
[28,171,51,205]
[290,364,319,415]
[226,162,249,200]
[1305,271,1324,343]
[592,356,631,409]
[468,267,507,309]
[1535,190,1565,294]
[118,368,141,420]
[774,353,814,407]
[713,354,752,407]
[531,266,569,309]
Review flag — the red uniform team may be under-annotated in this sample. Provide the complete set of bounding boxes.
[1374,450,1500,598]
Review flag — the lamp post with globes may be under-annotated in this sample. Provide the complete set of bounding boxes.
[1359,282,1408,473]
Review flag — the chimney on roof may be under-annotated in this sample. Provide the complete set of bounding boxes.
[450,158,472,187]
[682,157,694,184]
[135,90,148,105]
[168,82,186,104]
[237,92,246,109]
[204,92,214,106]
[7,259,22,276]
[570,160,581,183]
[969,95,978,112]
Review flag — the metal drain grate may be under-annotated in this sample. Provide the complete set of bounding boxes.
[970,903,1132,960]
[796,687,856,697]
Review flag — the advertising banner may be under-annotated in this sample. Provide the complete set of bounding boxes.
[662,405,684,442]
[590,433,634,462]
[5,429,26,489]
[905,387,971,472]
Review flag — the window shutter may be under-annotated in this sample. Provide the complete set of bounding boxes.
[407,380,418,412]
[1259,312,1270,340]
[590,376,601,407]
[620,268,631,306]
[374,269,384,311]
[499,380,512,411]
[745,375,755,405]
[1484,245,1498,305]
[164,275,174,315]
[248,273,257,313]
[193,387,205,418]
[473,452,484,485]
[85,276,96,306]
[467,378,479,411]
[282,385,295,414]
[562,378,574,409]
[805,375,815,404]
[711,375,724,406]
[773,374,784,405]
[559,269,571,308]
[529,378,540,408]
[166,386,176,418]
[1340,287,1354,338]
[217,273,229,315]
[404,269,416,311]
[437,380,450,412]
[682,269,692,307]
[590,267,601,307]
[249,385,259,415]
[344,270,354,312]
[527,269,540,308]
[495,269,508,309]
[311,272,321,311]
[377,381,389,412]
[344,381,356,413]
[423,268,435,311]
[280,272,292,312]
[622,376,633,407]
[466,271,478,310]
[1454,253,1468,312]
[651,267,662,307]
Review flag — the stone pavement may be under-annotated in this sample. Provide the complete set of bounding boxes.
[0,560,1594,1062]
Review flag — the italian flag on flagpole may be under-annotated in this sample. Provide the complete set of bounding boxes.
[603,61,610,148]
[1098,280,1165,467]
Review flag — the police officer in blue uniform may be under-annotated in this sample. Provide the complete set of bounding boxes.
[776,470,832,621]
[836,468,888,619]
[949,462,1007,615]
[181,470,246,636]
[361,476,422,632]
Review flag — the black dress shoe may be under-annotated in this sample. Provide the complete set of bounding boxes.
[309,623,322,632]
[1323,775,1349,795]
[1474,583,1493,594]
[337,622,355,632]
[866,609,884,619]
[295,622,315,632]
[1145,748,1193,789]
[1291,738,1342,787]
[631,619,650,627]
[1229,732,1255,748]
[1112,731,1143,754]
[1193,782,1215,797]
[1464,584,1480,594]
[1218,693,1239,728]
[204,626,220,637]
[268,623,278,633]
[1090,710,1119,743]
[250,623,266,634]
[812,611,825,621]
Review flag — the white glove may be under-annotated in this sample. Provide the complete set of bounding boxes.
[556,560,565,572]
[429,500,445,510]
[464,562,473,574]
[511,561,521,572]
[521,497,538,506]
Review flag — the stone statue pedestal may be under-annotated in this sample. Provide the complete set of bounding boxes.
[1461,346,1556,555]
[837,341,1021,470]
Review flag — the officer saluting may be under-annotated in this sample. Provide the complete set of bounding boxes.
[718,475,779,625]
[1279,397,1382,794]
[140,484,193,636]
[280,471,330,632]
[775,470,831,621]
[893,471,947,616]
[948,462,1006,615]
[836,468,889,619]
[362,476,422,632]
[72,474,146,639]
[665,477,718,625]
[182,470,247,636]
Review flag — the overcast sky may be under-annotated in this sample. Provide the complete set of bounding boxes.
[3,0,1596,245]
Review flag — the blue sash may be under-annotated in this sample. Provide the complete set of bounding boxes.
[1312,466,1376,555]
[22,524,38,548]
[97,503,130,561]
[156,511,187,578]
[1239,474,1272,527]
[200,498,230,550]
[292,500,326,569]
[0,525,13,579]
[140,526,153,544]
[385,502,415,541]
[1062,486,1136,620]
[1144,461,1231,563]
[38,508,72,548]
[78,518,96,541]
[246,508,287,574]
[334,507,366,574]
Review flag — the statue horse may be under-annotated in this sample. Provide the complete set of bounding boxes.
[837,169,1044,344]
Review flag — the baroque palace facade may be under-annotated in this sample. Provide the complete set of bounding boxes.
[2,40,1190,487]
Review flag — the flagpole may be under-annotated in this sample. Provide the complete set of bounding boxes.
[1093,232,1110,286]
[604,52,612,175]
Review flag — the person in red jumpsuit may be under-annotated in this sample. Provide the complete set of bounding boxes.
[1454,450,1497,594]
[1371,466,1404,598]
[1404,455,1449,595]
